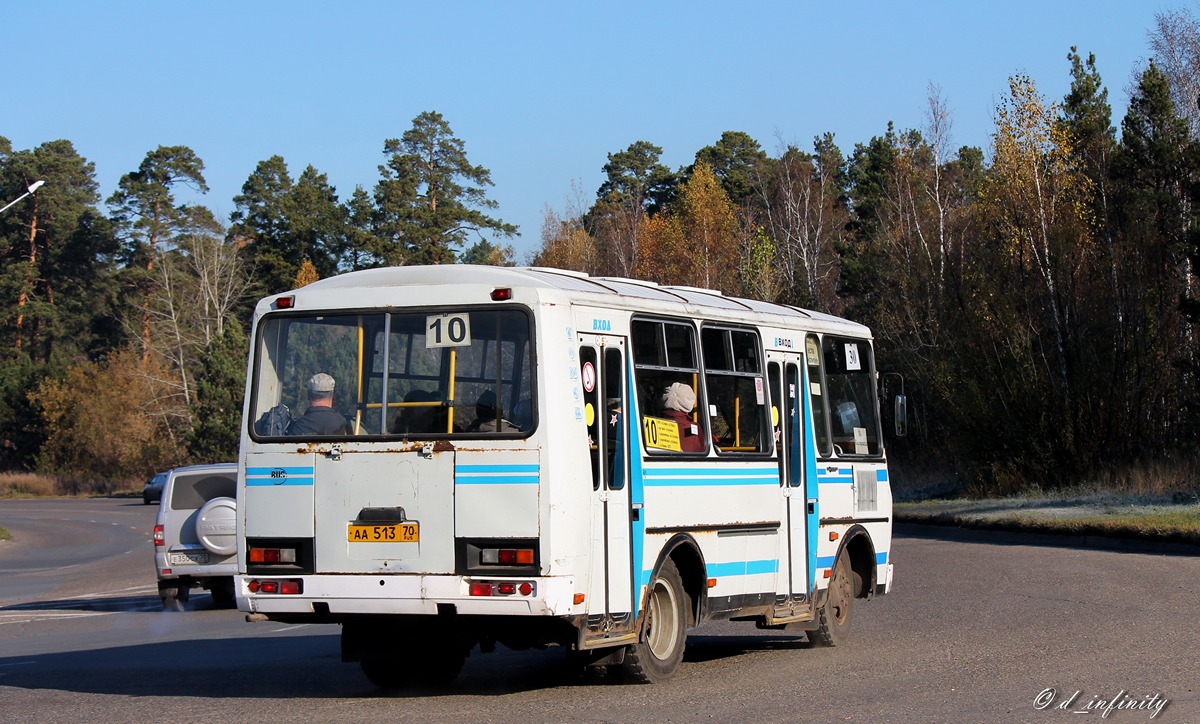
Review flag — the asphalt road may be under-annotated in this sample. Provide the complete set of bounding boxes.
[0,498,1196,722]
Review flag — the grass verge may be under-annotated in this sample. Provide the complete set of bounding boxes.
[895,499,1200,546]
[0,472,141,498]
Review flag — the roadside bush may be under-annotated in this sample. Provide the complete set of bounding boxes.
[29,347,187,482]
[0,472,58,497]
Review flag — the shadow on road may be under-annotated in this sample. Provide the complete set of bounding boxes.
[0,591,234,614]
[0,630,809,698]
[2,594,162,613]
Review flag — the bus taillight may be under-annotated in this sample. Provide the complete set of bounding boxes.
[248,578,303,595]
[249,547,297,564]
[481,548,534,565]
[469,581,536,597]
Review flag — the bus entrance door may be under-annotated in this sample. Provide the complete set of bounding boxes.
[768,357,814,615]
[579,334,635,639]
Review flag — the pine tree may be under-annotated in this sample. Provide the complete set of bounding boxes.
[374,111,516,265]
[187,320,248,464]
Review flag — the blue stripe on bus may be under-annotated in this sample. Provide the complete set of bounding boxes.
[455,475,539,485]
[455,464,540,485]
[246,466,315,476]
[643,467,779,486]
[246,476,314,487]
[815,552,889,569]
[456,464,540,474]
[706,559,780,577]
[817,475,854,485]
[245,466,315,487]
[877,469,889,482]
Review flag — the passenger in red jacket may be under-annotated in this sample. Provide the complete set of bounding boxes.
[661,382,705,453]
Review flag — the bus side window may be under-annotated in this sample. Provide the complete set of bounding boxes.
[806,333,832,458]
[631,319,706,455]
[581,346,601,490]
[821,335,881,457]
[603,347,625,491]
[702,327,768,455]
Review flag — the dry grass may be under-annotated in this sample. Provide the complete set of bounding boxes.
[896,499,1200,545]
[893,456,1200,503]
[0,472,142,498]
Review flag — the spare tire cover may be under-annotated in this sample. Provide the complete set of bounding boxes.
[196,496,237,556]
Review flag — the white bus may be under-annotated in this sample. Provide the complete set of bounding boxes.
[237,265,897,686]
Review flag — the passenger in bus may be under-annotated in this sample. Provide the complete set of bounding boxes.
[469,389,517,433]
[661,382,705,452]
[393,389,438,434]
[286,373,350,436]
[511,398,533,431]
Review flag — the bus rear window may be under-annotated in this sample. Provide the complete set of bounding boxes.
[250,309,534,440]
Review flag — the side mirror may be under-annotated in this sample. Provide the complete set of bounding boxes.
[894,394,907,437]
[882,372,907,438]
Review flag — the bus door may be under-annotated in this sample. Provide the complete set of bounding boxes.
[768,356,812,606]
[579,334,634,630]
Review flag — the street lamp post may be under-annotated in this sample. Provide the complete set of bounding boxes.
[0,180,46,214]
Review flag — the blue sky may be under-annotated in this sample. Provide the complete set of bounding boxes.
[3,1,1173,260]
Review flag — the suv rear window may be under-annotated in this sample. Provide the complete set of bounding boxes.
[170,473,236,510]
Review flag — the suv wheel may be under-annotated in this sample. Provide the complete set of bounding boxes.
[160,582,190,612]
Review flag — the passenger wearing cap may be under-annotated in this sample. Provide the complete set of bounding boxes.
[286,373,350,436]
[661,382,705,452]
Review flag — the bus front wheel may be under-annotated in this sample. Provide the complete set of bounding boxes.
[620,558,687,683]
[809,550,856,647]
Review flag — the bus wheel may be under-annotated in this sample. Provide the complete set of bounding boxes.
[209,578,236,608]
[359,640,468,689]
[620,558,687,683]
[809,551,855,647]
[360,659,412,690]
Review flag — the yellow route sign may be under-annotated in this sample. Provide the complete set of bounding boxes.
[643,415,682,452]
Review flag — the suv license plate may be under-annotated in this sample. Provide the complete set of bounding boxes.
[347,523,420,543]
[168,552,210,565]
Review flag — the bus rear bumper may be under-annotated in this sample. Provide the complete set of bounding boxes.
[236,573,576,618]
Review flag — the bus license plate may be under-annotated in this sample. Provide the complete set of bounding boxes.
[347,523,420,543]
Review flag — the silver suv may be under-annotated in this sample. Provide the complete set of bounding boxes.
[152,463,238,611]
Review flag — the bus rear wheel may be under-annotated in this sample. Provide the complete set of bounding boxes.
[809,551,856,647]
[620,558,687,683]
[355,623,470,690]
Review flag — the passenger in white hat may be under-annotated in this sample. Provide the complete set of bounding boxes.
[660,382,705,452]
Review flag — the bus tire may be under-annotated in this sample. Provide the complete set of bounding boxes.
[360,659,411,690]
[809,551,855,647]
[620,558,687,683]
[359,635,468,689]
[209,578,236,608]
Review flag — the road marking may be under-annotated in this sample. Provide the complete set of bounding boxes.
[0,611,115,625]
[0,584,161,624]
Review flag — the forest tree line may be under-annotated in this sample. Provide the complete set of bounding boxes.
[3,10,1200,493]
